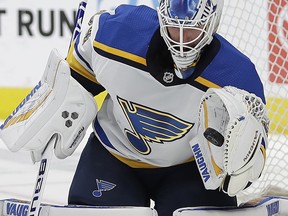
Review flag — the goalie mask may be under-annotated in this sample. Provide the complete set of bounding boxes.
[157,0,223,72]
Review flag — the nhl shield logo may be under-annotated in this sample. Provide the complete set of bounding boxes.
[163,72,174,83]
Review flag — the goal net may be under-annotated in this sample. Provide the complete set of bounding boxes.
[218,0,288,203]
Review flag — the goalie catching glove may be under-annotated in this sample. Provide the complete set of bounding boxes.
[190,86,269,196]
[0,49,97,163]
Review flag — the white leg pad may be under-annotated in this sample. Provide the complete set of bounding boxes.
[173,196,288,216]
[0,199,158,216]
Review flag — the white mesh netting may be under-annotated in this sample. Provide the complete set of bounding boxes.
[218,0,288,203]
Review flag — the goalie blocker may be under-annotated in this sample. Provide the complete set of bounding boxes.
[0,49,97,162]
[190,86,269,196]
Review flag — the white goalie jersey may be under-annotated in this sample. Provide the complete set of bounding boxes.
[66,5,266,169]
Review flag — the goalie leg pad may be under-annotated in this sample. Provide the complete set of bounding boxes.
[1,199,158,216]
[173,196,288,216]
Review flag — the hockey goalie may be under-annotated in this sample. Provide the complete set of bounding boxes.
[2,0,288,215]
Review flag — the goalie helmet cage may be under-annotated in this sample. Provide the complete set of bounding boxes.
[218,0,288,203]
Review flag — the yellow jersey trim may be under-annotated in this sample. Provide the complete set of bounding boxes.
[93,41,147,66]
[195,76,220,88]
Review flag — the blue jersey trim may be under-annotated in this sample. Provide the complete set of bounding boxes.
[94,117,118,152]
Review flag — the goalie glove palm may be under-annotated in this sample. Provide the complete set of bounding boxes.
[222,146,265,196]
[192,86,269,196]
[221,112,267,196]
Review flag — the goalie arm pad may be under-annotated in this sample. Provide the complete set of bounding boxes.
[190,86,269,196]
[0,49,98,162]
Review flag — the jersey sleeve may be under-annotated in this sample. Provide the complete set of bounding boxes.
[66,12,105,96]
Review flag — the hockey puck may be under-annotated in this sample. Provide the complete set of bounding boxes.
[203,127,224,147]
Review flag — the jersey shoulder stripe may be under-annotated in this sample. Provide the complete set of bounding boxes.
[93,40,149,72]
[93,5,159,69]
[94,41,146,65]
[194,76,221,89]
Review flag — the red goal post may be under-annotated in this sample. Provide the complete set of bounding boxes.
[218,0,288,203]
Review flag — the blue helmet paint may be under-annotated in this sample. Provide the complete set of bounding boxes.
[168,0,200,19]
